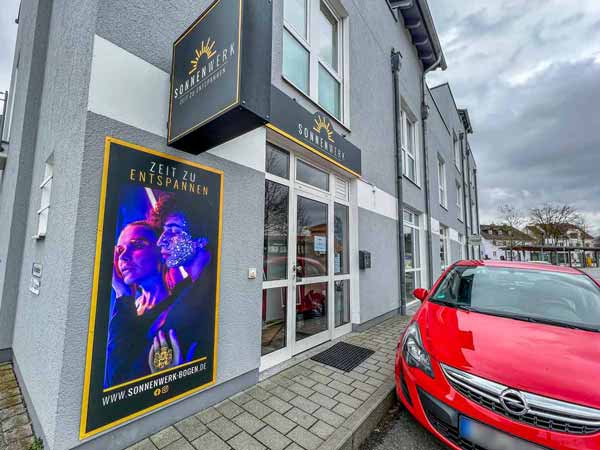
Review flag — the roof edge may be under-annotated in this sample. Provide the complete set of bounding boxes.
[390,0,447,71]
[416,0,447,70]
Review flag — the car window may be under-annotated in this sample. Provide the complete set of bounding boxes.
[431,266,600,331]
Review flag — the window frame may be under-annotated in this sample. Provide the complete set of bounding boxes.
[2,64,18,143]
[401,109,420,185]
[403,209,422,299]
[282,0,348,124]
[440,225,450,271]
[456,180,463,221]
[34,159,54,240]
[453,132,461,172]
[437,156,447,209]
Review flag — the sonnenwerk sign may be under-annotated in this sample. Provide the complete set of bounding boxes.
[168,0,272,153]
[268,87,362,176]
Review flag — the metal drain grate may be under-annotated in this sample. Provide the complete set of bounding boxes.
[311,342,374,372]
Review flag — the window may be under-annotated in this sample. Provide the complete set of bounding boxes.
[35,158,53,239]
[437,156,447,208]
[440,226,449,271]
[456,181,463,220]
[404,211,422,298]
[401,110,418,183]
[296,159,329,191]
[2,66,17,142]
[458,233,466,260]
[283,0,346,121]
[453,132,461,171]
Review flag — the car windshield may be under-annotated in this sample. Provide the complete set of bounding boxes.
[430,266,600,332]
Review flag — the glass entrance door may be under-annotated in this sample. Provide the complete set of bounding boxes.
[293,194,330,354]
[261,145,352,370]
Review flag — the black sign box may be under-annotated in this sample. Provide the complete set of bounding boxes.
[168,0,272,153]
[269,87,362,176]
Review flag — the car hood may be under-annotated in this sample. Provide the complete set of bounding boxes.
[424,302,600,409]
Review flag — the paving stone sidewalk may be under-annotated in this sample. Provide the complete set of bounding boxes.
[128,314,412,450]
[0,362,35,450]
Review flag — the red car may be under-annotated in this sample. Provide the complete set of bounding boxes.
[395,260,600,450]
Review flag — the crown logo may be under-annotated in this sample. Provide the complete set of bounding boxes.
[189,38,217,75]
[313,115,335,143]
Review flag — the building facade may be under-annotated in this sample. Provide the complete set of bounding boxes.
[0,1,479,448]
[482,223,599,266]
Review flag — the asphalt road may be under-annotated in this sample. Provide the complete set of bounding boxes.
[361,404,449,450]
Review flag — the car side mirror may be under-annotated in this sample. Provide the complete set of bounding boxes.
[413,288,429,302]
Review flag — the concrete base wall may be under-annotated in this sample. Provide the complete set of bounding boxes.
[0,348,12,364]
[352,308,401,333]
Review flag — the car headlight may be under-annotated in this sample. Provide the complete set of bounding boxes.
[401,322,434,378]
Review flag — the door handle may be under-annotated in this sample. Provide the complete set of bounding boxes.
[292,264,303,280]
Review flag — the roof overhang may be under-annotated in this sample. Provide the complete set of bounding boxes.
[389,0,447,71]
[458,108,473,134]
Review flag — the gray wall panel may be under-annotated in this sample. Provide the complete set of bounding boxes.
[52,112,265,450]
[95,0,213,73]
[5,0,99,446]
[358,208,400,323]
[0,0,54,352]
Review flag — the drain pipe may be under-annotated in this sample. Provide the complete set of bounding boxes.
[465,146,475,258]
[421,55,444,289]
[473,167,481,258]
[391,49,407,316]
[459,132,469,257]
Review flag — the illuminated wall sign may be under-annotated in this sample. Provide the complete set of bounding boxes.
[168,0,272,153]
[268,87,362,177]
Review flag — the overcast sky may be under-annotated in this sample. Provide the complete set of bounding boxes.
[1,1,599,233]
[427,0,600,233]
[0,1,19,93]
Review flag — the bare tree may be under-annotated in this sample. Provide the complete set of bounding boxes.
[498,204,524,261]
[529,203,579,247]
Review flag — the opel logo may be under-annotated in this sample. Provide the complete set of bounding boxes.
[499,389,529,416]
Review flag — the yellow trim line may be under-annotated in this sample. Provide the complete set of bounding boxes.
[266,124,361,178]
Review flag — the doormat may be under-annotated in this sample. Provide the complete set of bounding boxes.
[311,342,374,372]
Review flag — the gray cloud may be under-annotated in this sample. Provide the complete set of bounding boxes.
[428,0,600,234]
[0,0,20,92]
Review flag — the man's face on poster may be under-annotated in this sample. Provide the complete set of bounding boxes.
[116,225,162,285]
[157,213,196,268]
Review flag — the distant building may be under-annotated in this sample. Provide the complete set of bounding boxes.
[481,224,535,260]
[525,224,595,248]
[481,223,599,266]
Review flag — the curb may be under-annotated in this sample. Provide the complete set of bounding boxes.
[320,379,397,450]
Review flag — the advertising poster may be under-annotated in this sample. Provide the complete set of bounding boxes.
[80,137,223,438]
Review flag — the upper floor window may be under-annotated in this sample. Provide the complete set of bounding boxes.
[35,157,54,239]
[437,156,447,208]
[453,132,461,171]
[456,181,463,220]
[283,0,346,121]
[402,110,418,183]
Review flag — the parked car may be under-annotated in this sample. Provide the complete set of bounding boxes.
[395,260,600,450]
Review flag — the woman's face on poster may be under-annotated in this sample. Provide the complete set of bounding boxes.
[157,213,196,268]
[116,225,162,285]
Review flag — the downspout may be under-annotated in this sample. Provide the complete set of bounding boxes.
[422,54,443,288]
[473,168,481,257]
[391,49,407,315]
[459,132,469,258]
[465,143,474,258]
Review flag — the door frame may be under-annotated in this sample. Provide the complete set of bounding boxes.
[260,151,353,371]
